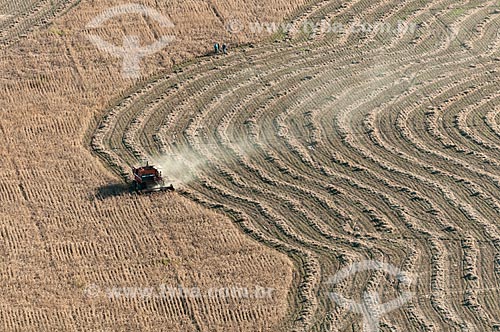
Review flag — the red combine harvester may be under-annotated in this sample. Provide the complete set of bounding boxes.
[131,163,174,193]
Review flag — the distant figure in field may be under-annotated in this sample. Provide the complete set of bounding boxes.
[214,43,220,54]
[222,43,227,54]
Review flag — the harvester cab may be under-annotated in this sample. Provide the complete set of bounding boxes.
[131,162,174,193]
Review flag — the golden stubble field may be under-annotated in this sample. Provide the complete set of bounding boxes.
[87,0,500,331]
[0,0,313,330]
[2,0,500,331]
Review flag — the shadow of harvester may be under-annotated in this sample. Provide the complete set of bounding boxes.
[96,182,130,199]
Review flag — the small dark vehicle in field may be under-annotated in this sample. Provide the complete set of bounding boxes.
[131,163,174,193]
